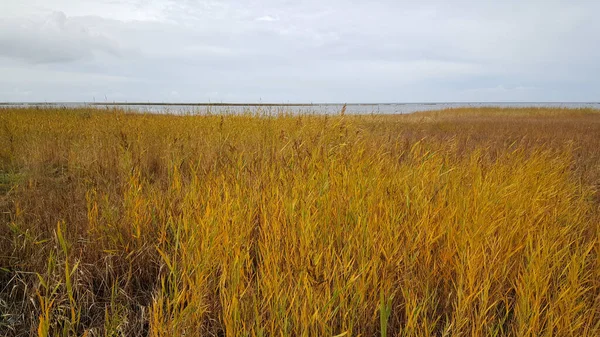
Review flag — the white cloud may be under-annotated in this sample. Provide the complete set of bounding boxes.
[0,0,599,102]
[0,65,134,84]
[256,15,279,22]
[459,85,541,102]
[0,0,170,22]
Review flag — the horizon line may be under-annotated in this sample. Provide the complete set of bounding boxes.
[1,101,599,106]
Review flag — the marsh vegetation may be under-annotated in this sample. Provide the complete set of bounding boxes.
[1,107,599,336]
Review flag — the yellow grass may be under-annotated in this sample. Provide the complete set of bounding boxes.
[0,107,599,336]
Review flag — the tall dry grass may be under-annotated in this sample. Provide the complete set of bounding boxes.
[0,107,599,336]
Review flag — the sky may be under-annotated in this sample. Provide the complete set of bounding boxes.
[1,0,599,103]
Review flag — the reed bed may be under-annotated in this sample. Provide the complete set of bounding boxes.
[0,107,599,336]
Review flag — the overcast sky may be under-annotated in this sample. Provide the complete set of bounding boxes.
[1,0,599,103]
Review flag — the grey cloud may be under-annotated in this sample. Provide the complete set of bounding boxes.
[0,0,599,102]
[0,11,124,64]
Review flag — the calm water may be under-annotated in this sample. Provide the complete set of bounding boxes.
[1,102,599,114]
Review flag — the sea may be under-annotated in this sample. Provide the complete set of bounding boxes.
[1,102,599,115]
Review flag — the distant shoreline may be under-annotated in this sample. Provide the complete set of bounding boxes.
[1,102,598,106]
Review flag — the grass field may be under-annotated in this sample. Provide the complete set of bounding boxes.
[1,107,599,336]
